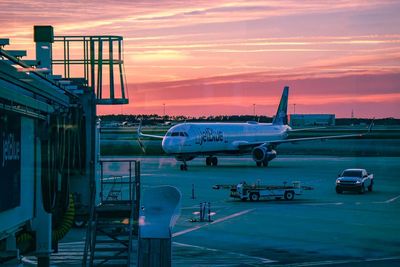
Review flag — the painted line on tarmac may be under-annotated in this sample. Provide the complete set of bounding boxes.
[173,241,276,263]
[373,194,400,204]
[172,209,254,237]
[210,209,254,225]
[305,197,398,206]
[181,205,226,210]
[172,225,203,237]
[282,256,400,266]
[174,241,218,251]
[384,194,400,203]
[303,202,343,206]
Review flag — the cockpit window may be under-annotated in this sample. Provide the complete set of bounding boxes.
[168,131,188,137]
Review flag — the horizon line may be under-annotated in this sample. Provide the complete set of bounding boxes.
[98,114,399,120]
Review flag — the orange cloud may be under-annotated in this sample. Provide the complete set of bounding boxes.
[2,0,400,118]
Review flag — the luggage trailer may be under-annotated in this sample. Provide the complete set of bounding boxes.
[213,181,313,201]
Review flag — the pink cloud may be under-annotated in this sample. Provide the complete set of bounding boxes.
[97,72,400,118]
[2,0,399,118]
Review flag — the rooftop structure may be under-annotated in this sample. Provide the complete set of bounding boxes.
[290,114,335,127]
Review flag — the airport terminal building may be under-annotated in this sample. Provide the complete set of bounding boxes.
[290,114,335,127]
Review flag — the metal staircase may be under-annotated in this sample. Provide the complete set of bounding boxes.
[83,159,140,266]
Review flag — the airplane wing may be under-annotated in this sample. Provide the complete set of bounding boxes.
[137,121,164,153]
[137,121,164,139]
[138,132,165,139]
[288,126,326,132]
[270,132,364,145]
[237,121,373,150]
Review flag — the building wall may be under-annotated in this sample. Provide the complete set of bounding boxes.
[0,115,35,236]
[290,114,335,127]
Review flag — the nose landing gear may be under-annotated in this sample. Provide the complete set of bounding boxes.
[179,156,218,170]
[180,161,188,171]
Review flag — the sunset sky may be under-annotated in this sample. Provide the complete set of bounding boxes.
[1,0,400,118]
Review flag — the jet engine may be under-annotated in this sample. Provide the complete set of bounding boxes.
[252,146,277,163]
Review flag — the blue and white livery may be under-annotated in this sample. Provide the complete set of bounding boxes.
[138,87,370,170]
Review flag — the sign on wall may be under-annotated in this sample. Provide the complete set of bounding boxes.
[0,111,21,212]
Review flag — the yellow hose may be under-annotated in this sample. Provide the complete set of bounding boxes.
[52,194,75,242]
[16,194,75,253]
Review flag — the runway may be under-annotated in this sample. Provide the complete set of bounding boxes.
[27,155,400,266]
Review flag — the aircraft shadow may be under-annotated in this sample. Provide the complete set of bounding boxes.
[187,164,298,170]
[226,199,317,204]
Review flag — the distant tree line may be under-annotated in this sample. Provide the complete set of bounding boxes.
[335,118,400,126]
[99,114,400,126]
[99,114,273,125]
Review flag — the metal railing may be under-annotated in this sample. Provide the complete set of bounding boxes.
[83,159,140,266]
[53,35,129,105]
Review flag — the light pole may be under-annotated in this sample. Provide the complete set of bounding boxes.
[163,103,166,117]
[293,103,296,114]
[253,104,256,116]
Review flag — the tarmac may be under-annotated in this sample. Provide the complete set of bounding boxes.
[24,155,400,266]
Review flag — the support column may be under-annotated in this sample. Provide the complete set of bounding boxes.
[32,137,52,267]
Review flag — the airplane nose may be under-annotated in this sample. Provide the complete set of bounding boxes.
[162,138,173,154]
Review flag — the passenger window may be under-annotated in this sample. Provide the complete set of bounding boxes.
[171,132,179,136]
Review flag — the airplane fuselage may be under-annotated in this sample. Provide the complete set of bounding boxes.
[161,122,291,157]
[138,86,368,170]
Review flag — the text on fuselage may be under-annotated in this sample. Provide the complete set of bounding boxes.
[196,128,224,145]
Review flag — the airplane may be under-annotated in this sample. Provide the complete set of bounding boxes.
[138,86,373,170]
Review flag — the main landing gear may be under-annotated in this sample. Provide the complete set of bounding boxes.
[256,159,269,167]
[206,156,218,166]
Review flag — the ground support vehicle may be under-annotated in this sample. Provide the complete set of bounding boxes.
[213,181,313,201]
[336,168,374,194]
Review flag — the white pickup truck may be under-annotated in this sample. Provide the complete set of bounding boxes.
[336,168,374,194]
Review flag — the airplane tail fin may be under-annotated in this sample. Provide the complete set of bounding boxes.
[272,86,289,125]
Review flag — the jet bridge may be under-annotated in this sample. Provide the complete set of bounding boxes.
[0,25,129,265]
